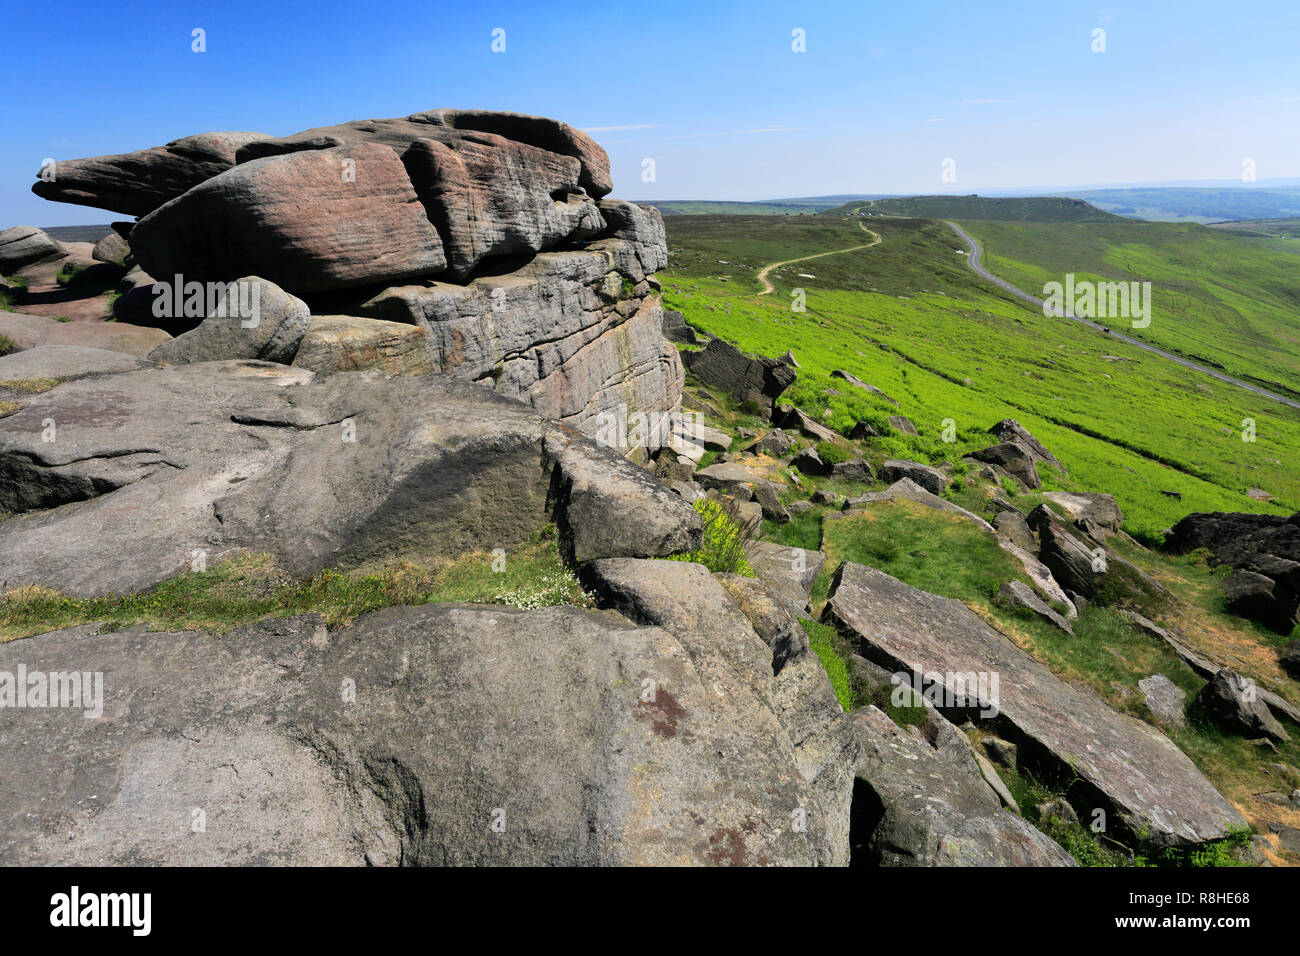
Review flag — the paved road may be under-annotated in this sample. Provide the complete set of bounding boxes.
[944,220,1300,412]
[756,218,881,295]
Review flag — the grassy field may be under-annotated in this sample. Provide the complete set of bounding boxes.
[831,195,1120,222]
[963,218,1300,399]
[662,213,1300,543]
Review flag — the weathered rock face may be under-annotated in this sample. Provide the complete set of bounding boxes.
[148,277,311,366]
[1138,674,1187,729]
[879,459,948,496]
[824,561,1246,848]
[988,419,1064,473]
[30,132,272,217]
[0,603,831,865]
[997,579,1073,635]
[131,143,448,293]
[358,241,681,432]
[1164,511,1299,566]
[291,315,434,376]
[1193,668,1290,744]
[0,362,700,596]
[1042,491,1123,535]
[968,442,1040,490]
[851,706,1075,867]
[682,337,796,412]
[0,310,170,357]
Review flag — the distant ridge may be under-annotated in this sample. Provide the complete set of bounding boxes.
[828,195,1120,223]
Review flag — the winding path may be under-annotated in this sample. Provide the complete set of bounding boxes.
[944,220,1300,412]
[755,217,881,295]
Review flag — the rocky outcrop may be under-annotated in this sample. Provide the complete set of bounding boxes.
[997,579,1073,634]
[968,442,1040,490]
[0,362,700,596]
[0,310,170,357]
[989,419,1064,473]
[682,337,796,413]
[879,459,947,495]
[132,143,448,293]
[1193,668,1290,744]
[31,131,271,217]
[824,561,1246,848]
[0,603,833,865]
[291,315,434,375]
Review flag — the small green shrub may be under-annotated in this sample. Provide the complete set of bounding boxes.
[668,497,754,575]
[815,441,849,465]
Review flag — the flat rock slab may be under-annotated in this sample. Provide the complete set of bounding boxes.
[0,361,699,596]
[824,561,1245,847]
[0,345,149,380]
[0,311,170,357]
[747,541,827,617]
[0,604,821,865]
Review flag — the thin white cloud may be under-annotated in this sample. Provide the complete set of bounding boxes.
[580,123,661,132]
[961,98,1010,105]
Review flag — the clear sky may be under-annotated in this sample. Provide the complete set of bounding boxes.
[4,0,1298,225]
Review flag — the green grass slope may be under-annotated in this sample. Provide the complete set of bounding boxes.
[831,195,1120,222]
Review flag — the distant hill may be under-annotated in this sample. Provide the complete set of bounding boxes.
[41,224,114,243]
[1067,186,1300,223]
[1206,216,1300,238]
[643,195,892,216]
[827,195,1119,222]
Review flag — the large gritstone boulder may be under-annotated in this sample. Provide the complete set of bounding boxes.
[0,603,828,865]
[0,226,64,273]
[824,561,1245,849]
[682,338,796,413]
[0,362,700,597]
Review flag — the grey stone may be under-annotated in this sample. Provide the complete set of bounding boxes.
[997,579,1074,635]
[1138,674,1187,729]
[148,277,310,366]
[879,459,947,495]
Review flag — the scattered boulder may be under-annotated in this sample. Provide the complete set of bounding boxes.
[751,481,790,524]
[1138,674,1187,729]
[91,231,131,267]
[1193,668,1290,744]
[0,226,63,273]
[661,308,699,344]
[747,540,826,617]
[682,337,795,412]
[1042,492,1124,536]
[879,459,947,495]
[824,561,1246,847]
[0,345,148,381]
[148,277,310,366]
[773,404,838,442]
[1223,569,1297,634]
[993,509,1036,551]
[1279,640,1300,680]
[849,420,880,440]
[968,442,1040,490]
[850,706,1075,866]
[0,310,170,357]
[830,459,874,483]
[997,579,1073,634]
[988,419,1063,473]
[791,447,830,477]
[831,370,897,406]
[744,428,794,458]
[887,415,917,436]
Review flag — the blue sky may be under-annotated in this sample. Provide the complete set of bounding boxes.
[3,0,1299,225]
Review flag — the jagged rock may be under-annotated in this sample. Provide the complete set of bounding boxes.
[660,308,699,344]
[681,337,795,411]
[982,737,1018,768]
[888,415,917,436]
[850,706,1075,866]
[291,315,434,376]
[1,603,834,865]
[773,404,838,441]
[0,311,170,357]
[132,143,447,294]
[993,509,1036,551]
[747,540,826,617]
[997,579,1073,634]
[879,459,947,495]
[831,370,897,406]
[31,131,271,216]
[968,442,1040,490]
[751,481,790,524]
[1043,492,1124,535]
[778,349,798,368]
[1193,668,1290,744]
[0,363,699,596]
[400,131,605,277]
[235,108,612,200]
[791,447,830,477]
[988,419,1063,472]
[811,490,843,506]
[744,428,794,457]
[849,420,880,439]
[1163,511,1299,567]
[830,459,874,483]
[693,461,771,496]
[841,478,992,531]
[1030,508,1142,603]
[0,345,148,381]
[148,277,310,366]
[997,538,1076,617]
[91,232,130,266]
[824,562,1246,847]
[1138,674,1187,728]
[788,500,813,514]
[1223,566,1297,634]
[0,226,63,273]
[359,243,680,434]
[577,558,850,864]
